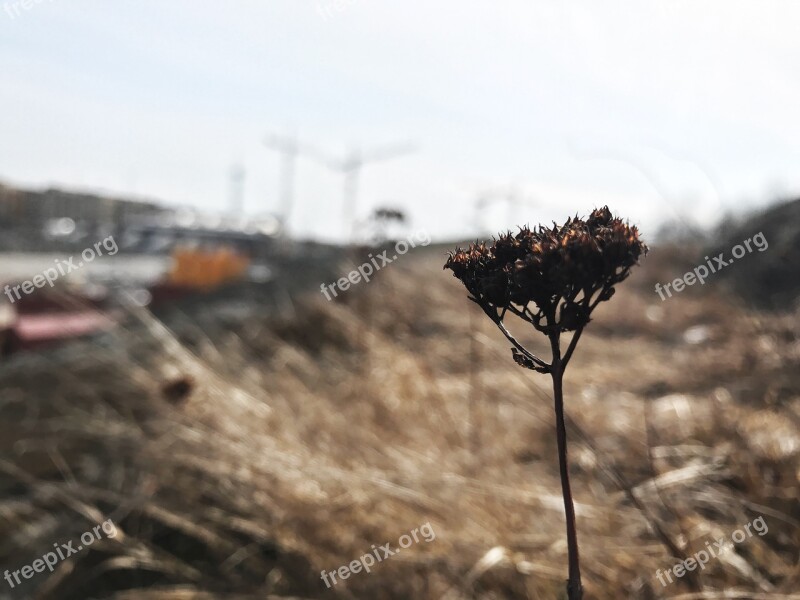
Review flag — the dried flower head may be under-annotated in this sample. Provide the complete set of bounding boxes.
[444,207,647,336]
[444,207,646,600]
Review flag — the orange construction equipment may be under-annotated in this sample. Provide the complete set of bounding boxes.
[168,246,250,290]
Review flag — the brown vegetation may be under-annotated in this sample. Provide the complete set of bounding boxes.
[0,245,798,599]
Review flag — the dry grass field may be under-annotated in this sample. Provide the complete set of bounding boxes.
[0,242,798,599]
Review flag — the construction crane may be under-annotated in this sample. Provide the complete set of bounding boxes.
[228,162,245,216]
[265,133,415,241]
[325,142,416,241]
[474,184,538,233]
[263,132,330,235]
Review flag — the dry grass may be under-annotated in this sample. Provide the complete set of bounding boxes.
[0,246,798,599]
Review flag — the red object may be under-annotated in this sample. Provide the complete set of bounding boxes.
[0,285,116,354]
[14,311,116,343]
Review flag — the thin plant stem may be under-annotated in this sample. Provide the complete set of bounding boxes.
[550,334,583,600]
[492,317,550,371]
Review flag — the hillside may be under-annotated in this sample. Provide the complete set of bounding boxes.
[0,240,797,599]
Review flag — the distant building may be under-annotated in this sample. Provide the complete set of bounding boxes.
[0,182,281,255]
[0,183,166,227]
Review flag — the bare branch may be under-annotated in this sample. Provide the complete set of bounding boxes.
[493,319,551,372]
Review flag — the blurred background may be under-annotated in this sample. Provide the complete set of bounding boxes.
[0,2,798,599]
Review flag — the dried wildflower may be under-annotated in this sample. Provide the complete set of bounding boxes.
[444,207,646,600]
[445,206,645,338]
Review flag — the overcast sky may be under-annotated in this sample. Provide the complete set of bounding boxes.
[1,1,799,241]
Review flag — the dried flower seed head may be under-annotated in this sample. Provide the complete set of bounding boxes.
[444,207,646,333]
[445,206,645,600]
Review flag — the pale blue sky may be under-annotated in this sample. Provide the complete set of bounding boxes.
[1,1,799,241]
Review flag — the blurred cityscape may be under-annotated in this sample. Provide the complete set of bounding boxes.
[0,181,334,355]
